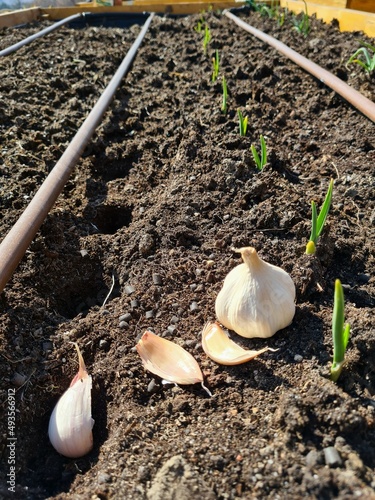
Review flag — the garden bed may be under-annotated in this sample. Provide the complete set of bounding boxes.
[0,8,374,499]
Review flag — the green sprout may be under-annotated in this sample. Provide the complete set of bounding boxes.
[250,135,267,170]
[203,24,211,56]
[237,109,248,137]
[194,15,205,33]
[346,42,375,74]
[305,178,334,255]
[212,49,220,82]
[277,8,286,27]
[195,20,203,33]
[330,279,350,382]
[221,75,228,114]
[292,0,310,36]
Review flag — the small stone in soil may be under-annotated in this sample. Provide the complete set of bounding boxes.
[119,313,132,322]
[323,447,342,468]
[190,301,199,312]
[11,372,27,387]
[152,273,163,285]
[124,285,135,295]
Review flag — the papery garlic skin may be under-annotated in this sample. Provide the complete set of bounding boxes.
[136,331,203,385]
[215,247,295,338]
[202,321,276,365]
[48,344,94,458]
[136,331,212,396]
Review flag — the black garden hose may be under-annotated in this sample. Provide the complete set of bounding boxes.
[0,12,155,294]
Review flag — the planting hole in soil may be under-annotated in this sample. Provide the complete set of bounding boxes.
[0,7,374,500]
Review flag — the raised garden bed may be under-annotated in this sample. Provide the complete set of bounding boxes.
[0,7,374,499]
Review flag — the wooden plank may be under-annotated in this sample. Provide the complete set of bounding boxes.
[0,7,40,29]
[280,0,375,37]
[347,0,375,13]
[39,3,243,19]
[291,0,346,6]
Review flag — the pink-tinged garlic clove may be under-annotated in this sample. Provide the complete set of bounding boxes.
[202,322,277,365]
[136,331,212,396]
[48,343,94,458]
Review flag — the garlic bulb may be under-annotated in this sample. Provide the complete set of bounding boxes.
[215,247,295,338]
[48,343,94,458]
[136,331,212,396]
[202,322,277,365]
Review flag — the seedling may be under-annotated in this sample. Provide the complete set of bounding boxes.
[291,0,310,36]
[195,20,203,33]
[238,109,248,136]
[203,24,211,56]
[305,178,334,255]
[221,76,228,114]
[194,15,205,33]
[330,279,350,382]
[250,135,267,170]
[346,42,375,74]
[212,49,220,82]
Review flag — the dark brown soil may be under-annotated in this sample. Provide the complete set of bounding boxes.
[0,7,374,499]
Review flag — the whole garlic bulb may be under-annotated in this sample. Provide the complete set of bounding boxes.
[215,247,295,338]
[48,343,94,458]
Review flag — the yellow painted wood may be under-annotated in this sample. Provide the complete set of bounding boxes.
[38,3,242,18]
[295,0,346,6]
[347,0,375,13]
[280,0,375,37]
[0,7,40,29]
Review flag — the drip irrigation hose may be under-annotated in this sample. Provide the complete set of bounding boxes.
[224,10,375,124]
[0,12,155,294]
[0,13,86,57]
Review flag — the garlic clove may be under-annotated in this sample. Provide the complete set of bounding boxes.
[202,321,276,365]
[48,343,94,458]
[136,331,212,396]
[215,247,296,339]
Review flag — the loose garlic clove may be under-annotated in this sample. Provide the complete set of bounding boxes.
[215,247,295,338]
[202,322,277,365]
[48,343,94,458]
[136,331,212,396]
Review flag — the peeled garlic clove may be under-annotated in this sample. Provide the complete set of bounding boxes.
[202,322,276,365]
[215,247,295,338]
[48,343,94,458]
[136,331,212,396]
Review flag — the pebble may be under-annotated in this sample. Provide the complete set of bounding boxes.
[167,325,177,335]
[124,285,135,295]
[145,310,154,319]
[11,372,27,387]
[42,341,53,352]
[323,447,342,468]
[119,321,128,329]
[97,472,111,484]
[119,313,132,322]
[152,273,163,285]
[305,450,323,468]
[294,354,303,363]
[147,379,158,393]
[99,339,109,350]
[190,301,199,312]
